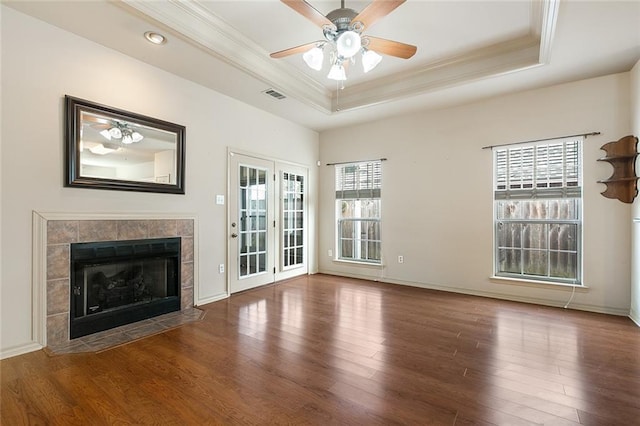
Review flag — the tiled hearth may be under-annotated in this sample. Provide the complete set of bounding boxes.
[39,216,202,354]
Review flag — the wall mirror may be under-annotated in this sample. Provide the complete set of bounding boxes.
[65,95,185,194]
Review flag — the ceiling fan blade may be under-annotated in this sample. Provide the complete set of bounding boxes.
[270,41,318,59]
[366,36,417,59]
[281,0,334,29]
[81,113,114,129]
[351,0,405,31]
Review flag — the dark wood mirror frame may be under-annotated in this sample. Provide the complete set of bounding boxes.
[65,95,186,194]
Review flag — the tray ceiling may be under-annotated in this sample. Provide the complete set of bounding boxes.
[4,1,640,131]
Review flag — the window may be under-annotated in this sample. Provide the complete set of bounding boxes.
[335,161,382,263]
[493,137,582,284]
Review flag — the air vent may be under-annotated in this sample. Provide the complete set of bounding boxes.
[263,89,286,100]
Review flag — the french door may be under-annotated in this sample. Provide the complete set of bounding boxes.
[278,164,307,281]
[228,152,308,293]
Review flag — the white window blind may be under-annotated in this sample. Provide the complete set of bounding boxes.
[494,138,582,199]
[335,161,382,199]
[493,136,583,284]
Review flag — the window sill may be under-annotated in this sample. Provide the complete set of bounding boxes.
[490,276,589,290]
[332,258,383,268]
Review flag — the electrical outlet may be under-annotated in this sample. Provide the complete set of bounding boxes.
[398,255,404,264]
[328,249,333,257]
[219,263,225,273]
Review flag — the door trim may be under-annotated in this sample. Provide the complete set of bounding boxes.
[227,148,309,293]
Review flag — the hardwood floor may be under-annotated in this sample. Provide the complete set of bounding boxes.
[2,274,639,425]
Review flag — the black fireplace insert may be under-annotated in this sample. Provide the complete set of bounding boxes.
[70,237,181,339]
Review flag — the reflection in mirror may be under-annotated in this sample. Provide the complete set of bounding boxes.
[65,96,185,194]
[79,111,177,184]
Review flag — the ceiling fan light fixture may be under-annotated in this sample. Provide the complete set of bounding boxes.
[362,49,382,73]
[327,63,346,81]
[100,129,112,140]
[272,0,416,84]
[108,127,122,139]
[131,131,144,143]
[100,122,144,144]
[303,46,324,71]
[121,134,134,144]
[336,31,361,58]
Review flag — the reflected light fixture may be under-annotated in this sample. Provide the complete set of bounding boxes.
[89,143,119,155]
[100,122,144,145]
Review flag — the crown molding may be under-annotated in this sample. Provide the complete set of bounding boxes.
[333,36,542,112]
[121,0,558,115]
[332,0,559,112]
[537,0,560,64]
[121,0,332,112]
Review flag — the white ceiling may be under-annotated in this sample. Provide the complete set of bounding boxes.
[5,0,640,131]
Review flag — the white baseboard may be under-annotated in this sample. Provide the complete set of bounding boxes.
[630,308,640,327]
[1,342,43,360]
[318,269,630,317]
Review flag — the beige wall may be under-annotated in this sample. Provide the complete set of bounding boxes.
[631,60,640,325]
[319,73,633,315]
[3,5,637,358]
[0,7,319,356]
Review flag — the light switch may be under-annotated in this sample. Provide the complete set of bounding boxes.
[216,195,225,205]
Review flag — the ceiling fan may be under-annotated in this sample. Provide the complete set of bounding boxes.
[270,0,417,81]
[82,113,144,144]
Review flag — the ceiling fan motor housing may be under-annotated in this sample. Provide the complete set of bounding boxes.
[270,0,417,70]
[324,8,359,41]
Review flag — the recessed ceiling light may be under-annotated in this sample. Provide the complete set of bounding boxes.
[144,31,166,45]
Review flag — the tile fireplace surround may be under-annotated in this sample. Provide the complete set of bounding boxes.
[33,213,199,353]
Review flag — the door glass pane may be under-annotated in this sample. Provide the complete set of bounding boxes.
[240,255,248,276]
[240,232,248,254]
[239,165,268,278]
[249,254,257,274]
[281,172,305,270]
[249,233,257,253]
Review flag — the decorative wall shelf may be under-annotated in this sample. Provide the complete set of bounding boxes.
[597,135,638,203]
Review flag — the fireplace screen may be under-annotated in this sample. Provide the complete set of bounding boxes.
[70,237,180,339]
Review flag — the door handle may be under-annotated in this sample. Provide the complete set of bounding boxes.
[231,233,238,238]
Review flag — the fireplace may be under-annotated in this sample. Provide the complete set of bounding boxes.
[70,237,181,339]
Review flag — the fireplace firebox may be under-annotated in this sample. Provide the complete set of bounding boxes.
[70,237,181,339]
